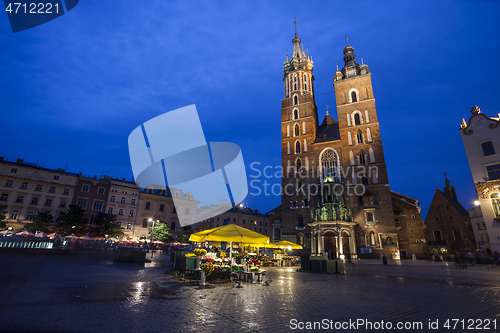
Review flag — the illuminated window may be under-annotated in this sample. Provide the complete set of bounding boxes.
[369,232,376,245]
[482,141,495,156]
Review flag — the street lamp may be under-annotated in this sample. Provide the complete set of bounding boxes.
[149,217,159,258]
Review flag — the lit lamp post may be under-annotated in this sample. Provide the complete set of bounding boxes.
[149,217,158,258]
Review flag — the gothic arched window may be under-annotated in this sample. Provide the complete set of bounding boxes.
[294,95,298,105]
[274,228,281,242]
[295,141,301,154]
[359,150,366,164]
[296,158,302,171]
[320,149,339,181]
[294,124,300,136]
[293,109,299,120]
[370,231,376,246]
[298,213,304,227]
[357,130,363,144]
[351,91,358,102]
[354,113,361,125]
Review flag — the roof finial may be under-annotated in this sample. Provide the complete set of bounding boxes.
[345,35,348,45]
[336,62,339,71]
[444,172,448,180]
[325,105,329,116]
[361,54,363,65]
[294,18,297,36]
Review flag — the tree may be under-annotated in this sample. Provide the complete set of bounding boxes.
[179,225,193,243]
[89,213,124,238]
[0,205,7,229]
[57,205,88,236]
[149,220,170,243]
[24,211,53,234]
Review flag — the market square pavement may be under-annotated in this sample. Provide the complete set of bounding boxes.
[0,252,499,333]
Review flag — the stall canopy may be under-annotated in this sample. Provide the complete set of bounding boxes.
[189,224,269,244]
[274,240,302,249]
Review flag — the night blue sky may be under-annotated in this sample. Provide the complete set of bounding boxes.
[1,1,499,218]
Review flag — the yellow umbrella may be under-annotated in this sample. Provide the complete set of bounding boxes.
[274,240,302,249]
[190,224,270,260]
[189,224,269,244]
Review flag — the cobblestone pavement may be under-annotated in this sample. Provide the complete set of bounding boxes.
[0,253,499,333]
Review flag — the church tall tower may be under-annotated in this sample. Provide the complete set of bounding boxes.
[332,40,395,247]
[280,22,318,245]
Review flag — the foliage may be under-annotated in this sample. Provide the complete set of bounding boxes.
[179,225,193,243]
[57,205,88,236]
[0,205,7,229]
[24,211,53,234]
[149,220,170,243]
[89,213,123,238]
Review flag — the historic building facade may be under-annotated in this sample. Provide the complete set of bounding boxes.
[424,175,476,255]
[460,106,500,254]
[0,157,78,231]
[274,26,426,258]
[104,177,141,238]
[193,205,271,239]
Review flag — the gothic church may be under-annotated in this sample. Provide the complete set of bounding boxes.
[269,25,426,259]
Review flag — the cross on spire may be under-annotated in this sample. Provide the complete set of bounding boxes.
[345,35,348,45]
[325,105,329,115]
